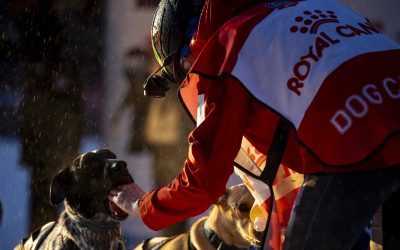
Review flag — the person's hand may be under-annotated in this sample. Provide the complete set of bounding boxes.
[108,183,145,216]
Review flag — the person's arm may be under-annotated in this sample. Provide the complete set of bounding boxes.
[139,75,250,230]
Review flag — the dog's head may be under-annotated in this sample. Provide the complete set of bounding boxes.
[50,149,134,220]
[212,183,262,248]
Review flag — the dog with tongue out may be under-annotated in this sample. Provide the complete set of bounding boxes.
[15,149,138,250]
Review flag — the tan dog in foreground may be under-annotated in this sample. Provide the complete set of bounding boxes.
[134,184,262,250]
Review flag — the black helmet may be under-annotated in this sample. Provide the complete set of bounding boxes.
[144,0,204,98]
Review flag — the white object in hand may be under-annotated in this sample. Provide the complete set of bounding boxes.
[254,217,267,232]
[108,183,145,216]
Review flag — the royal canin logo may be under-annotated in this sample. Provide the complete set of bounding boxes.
[286,9,380,96]
[290,10,338,34]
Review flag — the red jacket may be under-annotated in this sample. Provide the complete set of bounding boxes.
[139,0,400,230]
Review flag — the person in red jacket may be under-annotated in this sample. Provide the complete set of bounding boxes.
[109,0,400,249]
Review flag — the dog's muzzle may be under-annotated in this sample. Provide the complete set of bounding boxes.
[102,159,134,220]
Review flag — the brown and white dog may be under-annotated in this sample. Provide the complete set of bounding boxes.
[134,183,262,250]
[15,149,134,250]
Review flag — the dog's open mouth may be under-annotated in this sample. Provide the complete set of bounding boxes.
[106,178,134,220]
[108,199,128,218]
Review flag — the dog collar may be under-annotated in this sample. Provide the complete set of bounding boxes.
[203,225,251,250]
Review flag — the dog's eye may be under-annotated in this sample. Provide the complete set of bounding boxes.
[237,204,250,212]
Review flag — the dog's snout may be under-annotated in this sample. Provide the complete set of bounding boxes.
[104,159,133,187]
[111,161,127,171]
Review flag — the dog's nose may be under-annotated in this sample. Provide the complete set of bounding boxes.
[111,161,127,171]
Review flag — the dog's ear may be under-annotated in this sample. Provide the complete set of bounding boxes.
[50,169,71,205]
[214,189,229,205]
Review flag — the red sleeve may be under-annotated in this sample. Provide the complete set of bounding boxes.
[139,76,249,230]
